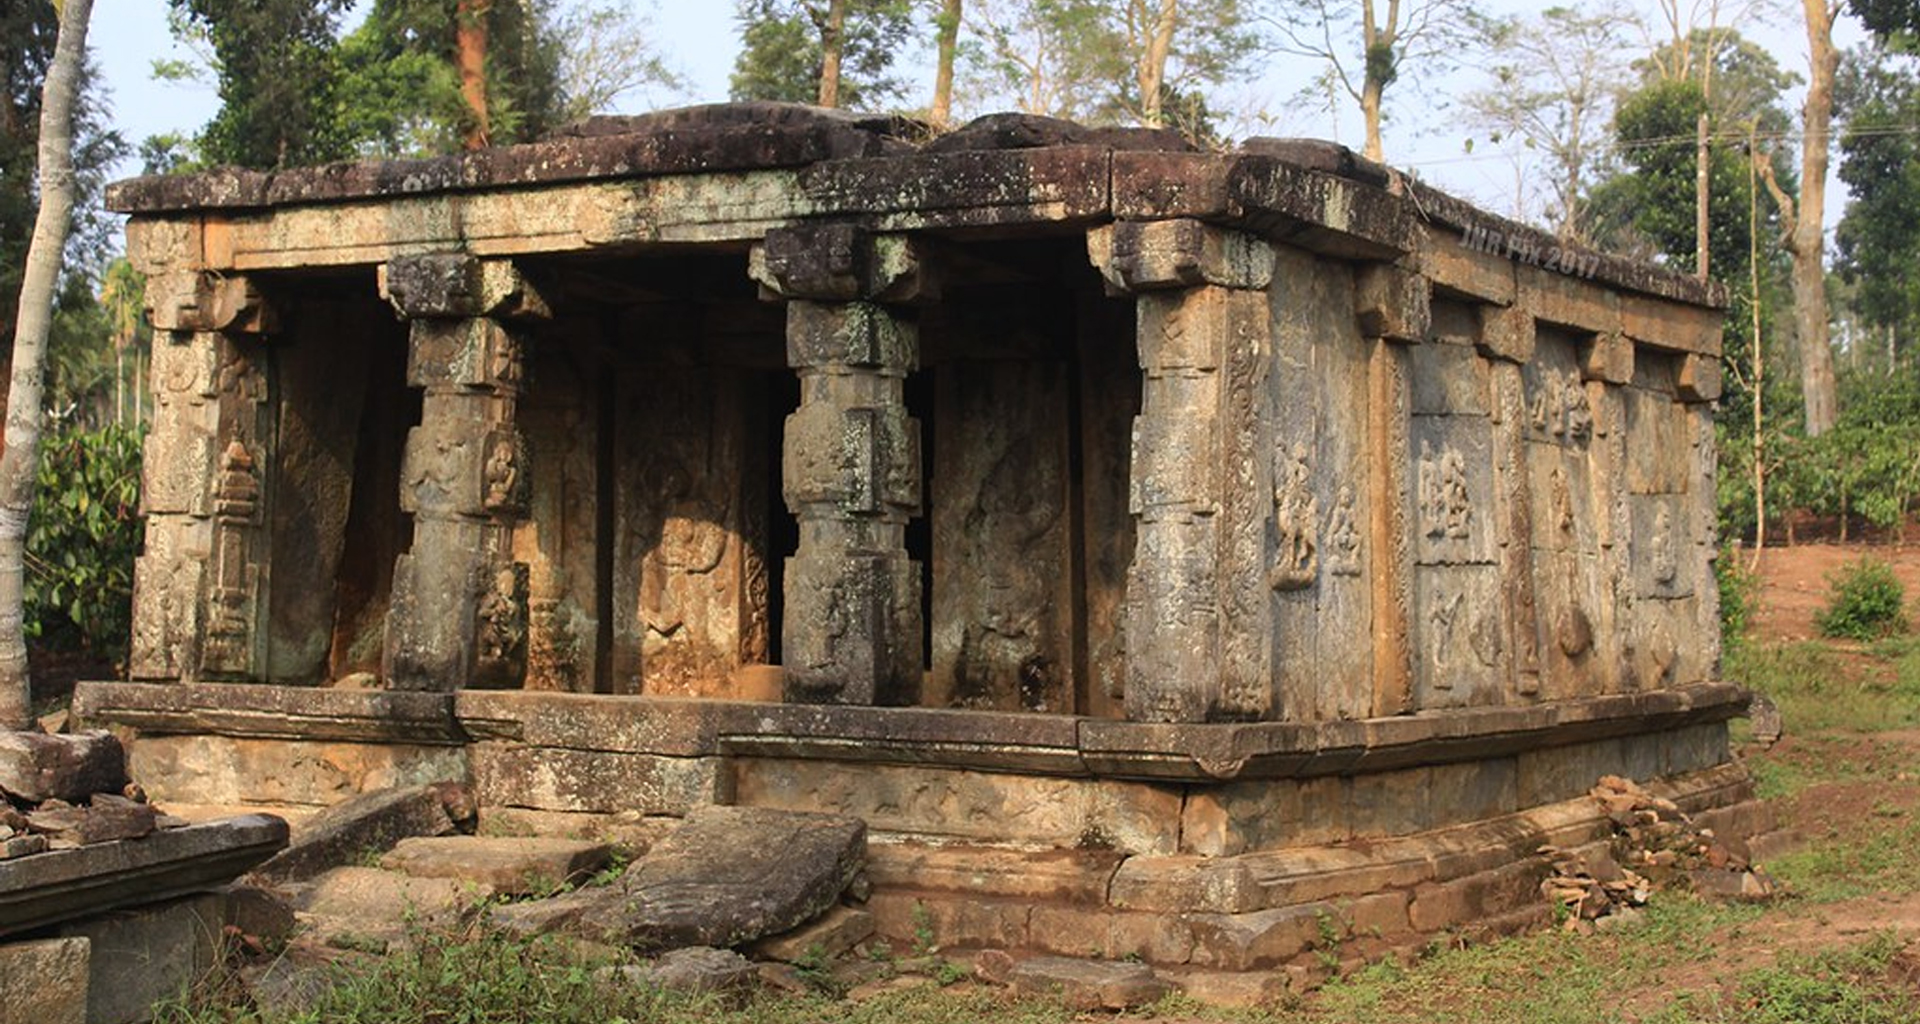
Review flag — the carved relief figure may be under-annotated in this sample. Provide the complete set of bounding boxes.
[1267,442,1318,590]
[1529,371,1592,444]
[1651,503,1678,585]
[1428,589,1463,675]
[1563,373,1593,442]
[477,565,528,673]
[638,457,730,651]
[1325,485,1361,576]
[203,442,261,672]
[483,432,519,510]
[1550,464,1575,539]
[1419,441,1472,540]
[955,442,1063,711]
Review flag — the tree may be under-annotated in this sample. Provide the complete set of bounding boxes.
[1835,44,1920,356]
[1462,3,1636,241]
[3,0,93,728]
[1755,1,1842,437]
[552,3,685,120]
[931,0,964,125]
[3,0,124,353]
[1264,0,1480,162]
[1850,0,1920,44]
[729,0,916,109]
[165,0,575,167]
[167,0,356,168]
[968,0,1256,136]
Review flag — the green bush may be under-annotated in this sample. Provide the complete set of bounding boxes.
[26,420,143,659]
[1815,556,1911,641]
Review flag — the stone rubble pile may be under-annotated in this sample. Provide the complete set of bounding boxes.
[0,732,189,859]
[1541,774,1775,928]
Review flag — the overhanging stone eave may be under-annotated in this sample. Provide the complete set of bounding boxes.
[71,679,1748,784]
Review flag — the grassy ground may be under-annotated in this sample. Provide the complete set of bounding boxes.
[159,568,1920,1022]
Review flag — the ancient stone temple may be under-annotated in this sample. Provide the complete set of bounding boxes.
[76,104,1770,976]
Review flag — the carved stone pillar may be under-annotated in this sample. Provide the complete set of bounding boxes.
[750,225,931,705]
[130,273,275,681]
[381,254,545,691]
[1089,219,1275,724]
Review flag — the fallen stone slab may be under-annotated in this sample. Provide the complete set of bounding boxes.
[250,782,472,884]
[381,836,611,895]
[748,905,874,963]
[0,936,90,1024]
[292,866,479,944]
[1007,956,1174,1011]
[578,806,864,950]
[0,730,127,804]
[0,814,287,937]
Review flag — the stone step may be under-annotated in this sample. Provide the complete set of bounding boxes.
[379,836,612,895]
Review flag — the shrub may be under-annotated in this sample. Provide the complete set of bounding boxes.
[1815,556,1911,641]
[26,420,143,659]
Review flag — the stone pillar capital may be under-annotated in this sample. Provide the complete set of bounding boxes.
[146,271,276,335]
[1087,219,1273,293]
[380,253,548,321]
[1354,262,1431,344]
[749,224,936,303]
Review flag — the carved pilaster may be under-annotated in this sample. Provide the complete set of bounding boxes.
[382,254,543,691]
[1090,220,1274,724]
[753,226,929,705]
[129,272,274,681]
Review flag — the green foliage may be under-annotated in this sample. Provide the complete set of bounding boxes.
[729,0,915,108]
[25,421,143,659]
[1714,546,1759,651]
[1836,45,1920,355]
[164,0,573,169]
[2,2,129,354]
[1817,556,1911,640]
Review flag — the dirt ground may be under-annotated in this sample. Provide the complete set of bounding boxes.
[1746,541,1920,643]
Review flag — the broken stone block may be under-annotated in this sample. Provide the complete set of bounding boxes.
[57,891,225,1024]
[26,794,159,847]
[0,730,128,804]
[625,946,758,995]
[224,884,296,948]
[748,905,875,963]
[249,782,471,884]
[379,836,611,895]
[1007,956,1174,1010]
[0,936,90,1024]
[487,886,607,939]
[579,806,865,951]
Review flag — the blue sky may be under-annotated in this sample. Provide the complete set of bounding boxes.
[86,1,1859,230]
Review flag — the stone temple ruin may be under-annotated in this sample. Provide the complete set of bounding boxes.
[68,103,1775,982]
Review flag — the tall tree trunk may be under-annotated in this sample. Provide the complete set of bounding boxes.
[1793,0,1840,436]
[1,0,92,730]
[931,0,962,128]
[1695,112,1711,279]
[818,0,848,108]
[1361,76,1385,161]
[457,0,492,149]
[1359,0,1396,162]
[1134,0,1177,127]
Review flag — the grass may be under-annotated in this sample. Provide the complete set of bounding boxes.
[1729,640,1920,736]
